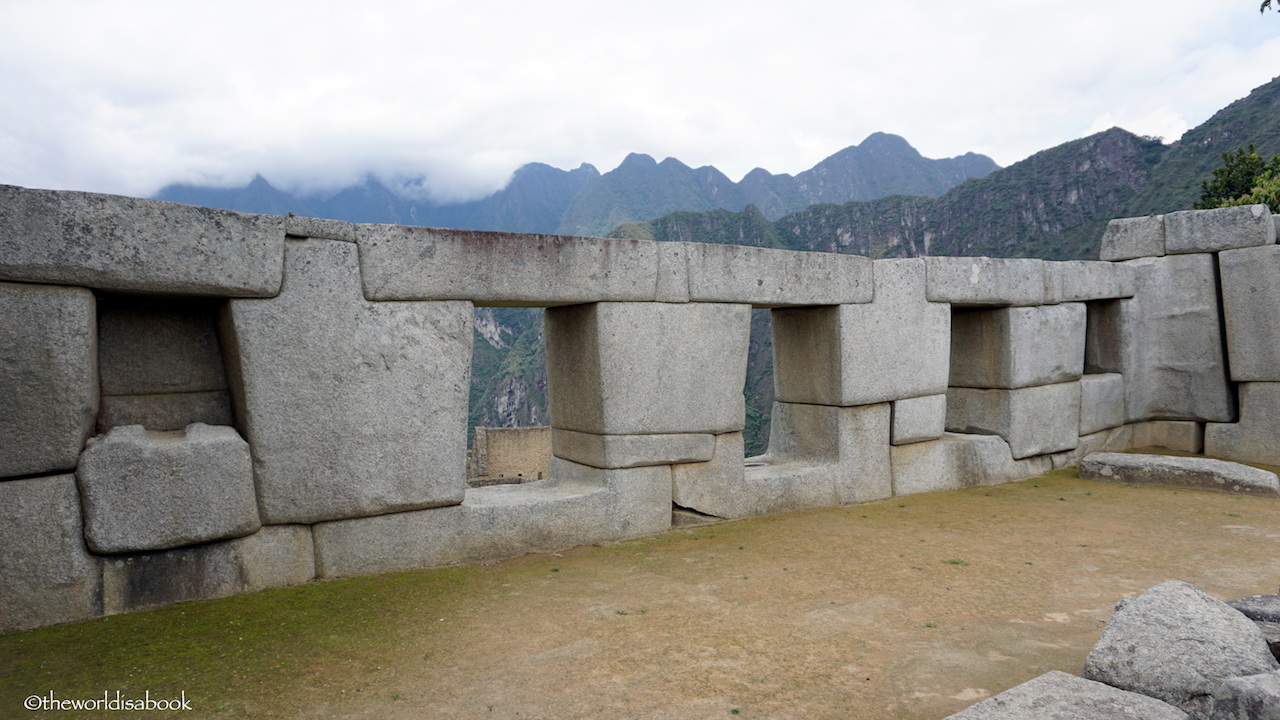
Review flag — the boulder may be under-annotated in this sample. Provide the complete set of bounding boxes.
[1079,452,1280,497]
[1208,671,1280,720]
[943,670,1188,719]
[1082,581,1278,717]
[1227,595,1280,623]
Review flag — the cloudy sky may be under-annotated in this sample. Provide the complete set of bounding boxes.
[1,1,1277,203]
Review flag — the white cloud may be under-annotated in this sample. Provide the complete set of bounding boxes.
[0,0,1277,200]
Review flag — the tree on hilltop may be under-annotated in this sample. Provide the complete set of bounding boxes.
[1197,145,1280,212]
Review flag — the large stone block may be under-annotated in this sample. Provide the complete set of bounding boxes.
[96,295,227,396]
[1210,671,1280,720]
[1118,255,1234,422]
[1083,580,1278,718]
[1049,425,1133,470]
[222,239,473,524]
[0,475,102,632]
[946,382,1081,459]
[1206,383,1280,466]
[356,225,661,305]
[675,404,891,518]
[1131,420,1205,453]
[102,525,315,615]
[1219,244,1280,381]
[1101,214,1165,261]
[682,242,873,306]
[924,256,1046,306]
[891,433,1052,496]
[76,424,261,553]
[545,301,749,435]
[772,259,950,406]
[0,184,284,296]
[285,214,357,242]
[1079,373,1125,435]
[1080,452,1280,497]
[949,304,1086,389]
[1043,260,1137,304]
[314,459,671,577]
[942,670,1189,720]
[892,394,946,445]
[1164,204,1276,255]
[97,391,234,433]
[553,429,714,469]
[0,282,97,478]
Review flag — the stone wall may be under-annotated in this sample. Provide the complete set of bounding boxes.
[0,182,1274,632]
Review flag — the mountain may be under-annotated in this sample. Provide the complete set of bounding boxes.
[617,74,1280,261]
[155,134,998,239]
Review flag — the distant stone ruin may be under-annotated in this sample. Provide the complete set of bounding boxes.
[0,183,1275,632]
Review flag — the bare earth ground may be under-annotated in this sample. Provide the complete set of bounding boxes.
[5,468,1280,720]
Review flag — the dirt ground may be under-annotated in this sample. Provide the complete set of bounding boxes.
[7,469,1280,720]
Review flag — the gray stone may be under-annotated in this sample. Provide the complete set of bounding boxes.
[1079,452,1279,497]
[1209,671,1280,720]
[1219,244,1280,381]
[314,459,671,578]
[96,294,228,396]
[946,382,1081,459]
[0,184,284,296]
[1083,580,1279,717]
[654,240,690,303]
[1132,420,1205,453]
[892,394,946,445]
[1101,214,1166,261]
[891,432,1052,496]
[285,214,357,242]
[772,259,951,406]
[77,424,261,553]
[356,225,662,305]
[1118,255,1234,422]
[683,242,873,306]
[1259,623,1280,663]
[1165,204,1276,255]
[97,391,234,433]
[102,525,315,615]
[222,239,473,524]
[1228,595,1280,623]
[943,670,1189,720]
[1043,260,1137,304]
[949,304,1086,389]
[924,256,1046,306]
[1206,383,1280,466]
[676,404,891,518]
[1080,373,1126,435]
[1050,425,1134,470]
[545,301,749,435]
[553,429,715,469]
[0,475,102,632]
[0,282,97,478]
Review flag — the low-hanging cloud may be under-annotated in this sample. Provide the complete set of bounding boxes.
[1,0,1277,202]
